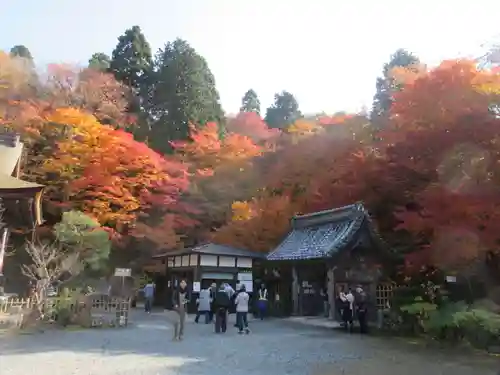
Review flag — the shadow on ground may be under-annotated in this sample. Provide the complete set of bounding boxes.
[0,312,498,375]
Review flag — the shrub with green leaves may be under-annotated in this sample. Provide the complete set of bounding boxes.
[54,210,111,271]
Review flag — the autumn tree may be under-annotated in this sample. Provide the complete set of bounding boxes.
[214,117,372,252]
[265,91,302,129]
[371,48,420,127]
[149,39,225,152]
[17,108,191,244]
[42,64,132,126]
[172,122,262,173]
[171,123,264,242]
[226,112,279,143]
[284,118,323,143]
[214,195,300,252]
[381,60,500,275]
[240,89,260,114]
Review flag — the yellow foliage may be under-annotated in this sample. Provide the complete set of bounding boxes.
[231,201,253,221]
[287,119,321,135]
[42,108,114,178]
[286,120,322,144]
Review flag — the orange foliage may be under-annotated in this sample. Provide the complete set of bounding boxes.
[214,128,371,252]
[387,60,500,270]
[226,112,279,143]
[317,113,355,126]
[388,63,427,86]
[388,60,496,132]
[37,108,190,239]
[217,59,500,272]
[214,195,300,252]
[171,122,263,174]
[170,123,266,244]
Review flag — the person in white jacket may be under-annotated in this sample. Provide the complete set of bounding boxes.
[234,284,250,334]
[340,288,355,332]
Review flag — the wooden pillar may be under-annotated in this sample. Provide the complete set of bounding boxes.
[292,265,299,315]
[327,266,335,320]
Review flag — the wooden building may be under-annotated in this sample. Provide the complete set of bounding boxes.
[265,203,392,320]
[152,243,265,313]
[0,132,45,293]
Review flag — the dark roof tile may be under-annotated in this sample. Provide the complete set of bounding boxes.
[153,243,266,259]
[267,203,373,261]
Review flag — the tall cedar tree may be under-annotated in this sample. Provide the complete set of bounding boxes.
[264,91,302,129]
[88,52,111,72]
[371,48,419,127]
[110,26,152,137]
[240,89,261,114]
[10,45,33,61]
[110,26,152,90]
[149,39,224,153]
[9,45,37,82]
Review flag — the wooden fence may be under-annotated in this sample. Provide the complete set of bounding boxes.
[0,295,131,329]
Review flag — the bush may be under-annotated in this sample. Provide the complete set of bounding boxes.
[399,296,438,334]
[51,288,78,327]
[452,308,500,349]
[399,299,500,349]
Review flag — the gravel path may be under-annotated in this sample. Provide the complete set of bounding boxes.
[0,311,497,375]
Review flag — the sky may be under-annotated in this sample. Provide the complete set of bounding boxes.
[1,0,500,115]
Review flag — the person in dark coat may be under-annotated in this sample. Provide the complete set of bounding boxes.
[169,280,190,341]
[355,286,369,334]
[336,285,346,323]
[213,284,231,333]
[208,282,217,323]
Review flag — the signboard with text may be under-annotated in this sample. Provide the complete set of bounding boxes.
[114,268,132,277]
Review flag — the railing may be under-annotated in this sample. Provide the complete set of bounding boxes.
[0,297,33,314]
[375,283,394,310]
[0,295,131,329]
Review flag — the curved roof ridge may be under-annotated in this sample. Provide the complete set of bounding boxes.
[292,202,365,229]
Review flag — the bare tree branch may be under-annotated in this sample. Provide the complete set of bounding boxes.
[21,240,84,316]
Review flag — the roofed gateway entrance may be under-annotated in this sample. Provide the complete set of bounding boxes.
[0,132,45,293]
[266,203,388,319]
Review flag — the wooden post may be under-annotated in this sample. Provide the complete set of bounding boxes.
[327,266,335,320]
[292,265,299,315]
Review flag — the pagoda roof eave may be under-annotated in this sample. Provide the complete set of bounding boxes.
[0,186,45,198]
[0,174,45,198]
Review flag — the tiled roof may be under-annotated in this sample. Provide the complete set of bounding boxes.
[191,243,266,258]
[153,243,266,259]
[267,203,371,261]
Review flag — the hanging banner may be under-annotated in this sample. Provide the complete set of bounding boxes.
[0,228,9,275]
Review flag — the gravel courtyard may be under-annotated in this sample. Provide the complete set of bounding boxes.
[0,312,497,375]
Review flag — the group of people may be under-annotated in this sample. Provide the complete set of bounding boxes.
[146,280,369,338]
[168,279,262,340]
[335,285,369,333]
